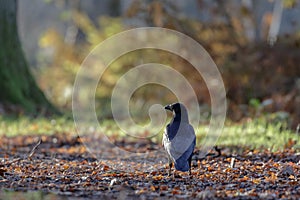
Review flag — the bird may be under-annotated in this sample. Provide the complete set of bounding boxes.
[162,102,196,176]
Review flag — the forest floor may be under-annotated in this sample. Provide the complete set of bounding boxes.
[0,134,299,200]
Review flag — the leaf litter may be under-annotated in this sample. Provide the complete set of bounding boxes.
[0,134,299,199]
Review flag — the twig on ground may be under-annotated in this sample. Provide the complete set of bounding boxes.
[2,138,42,167]
[213,146,222,157]
[28,138,42,160]
[230,157,235,168]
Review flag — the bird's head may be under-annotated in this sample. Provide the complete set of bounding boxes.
[165,102,189,122]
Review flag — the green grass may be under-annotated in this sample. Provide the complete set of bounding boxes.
[0,115,299,150]
[214,119,299,150]
[0,116,75,136]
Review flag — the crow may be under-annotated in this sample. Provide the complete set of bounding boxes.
[162,102,196,176]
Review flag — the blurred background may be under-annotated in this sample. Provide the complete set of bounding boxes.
[0,1,299,198]
[0,0,300,153]
[14,0,300,129]
[0,0,300,130]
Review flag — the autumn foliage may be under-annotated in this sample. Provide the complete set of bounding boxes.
[0,134,299,199]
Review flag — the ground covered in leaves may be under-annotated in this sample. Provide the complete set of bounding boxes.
[0,134,299,200]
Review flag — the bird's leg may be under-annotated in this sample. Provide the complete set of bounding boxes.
[172,170,176,180]
[188,154,193,177]
[168,162,173,177]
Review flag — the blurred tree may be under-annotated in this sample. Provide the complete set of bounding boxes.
[0,0,56,113]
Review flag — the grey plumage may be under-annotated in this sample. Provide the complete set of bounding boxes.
[162,103,196,175]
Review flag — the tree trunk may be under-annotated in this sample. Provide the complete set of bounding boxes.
[0,0,56,113]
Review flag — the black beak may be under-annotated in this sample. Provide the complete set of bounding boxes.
[164,105,172,111]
